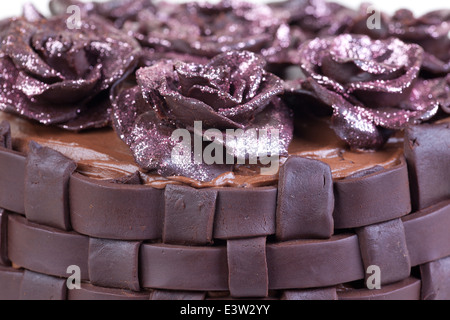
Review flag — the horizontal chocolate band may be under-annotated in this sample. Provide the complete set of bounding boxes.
[68,283,150,300]
[267,234,364,289]
[333,157,411,229]
[69,173,164,241]
[140,243,229,291]
[337,277,421,300]
[7,214,89,280]
[402,200,450,266]
[213,187,277,240]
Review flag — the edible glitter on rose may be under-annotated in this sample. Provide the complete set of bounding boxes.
[112,50,293,182]
[0,7,141,130]
[293,34,444,149]
[269,0,358,38]
[350,7,450,75]
[49,0,156,28]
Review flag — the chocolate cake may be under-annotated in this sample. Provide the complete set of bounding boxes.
[0,0,449,301]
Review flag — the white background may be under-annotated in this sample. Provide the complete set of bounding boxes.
[0,0,448,19]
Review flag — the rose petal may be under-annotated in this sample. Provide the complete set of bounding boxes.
[186,85,241,110]
[162,87,244,130]
[1,19,63,81]
[219,73,284,123]
[112,86,233,181]
[203,97,294,161]
[175,61,232,95]
[0,57,82,125]
[0,14,140,130]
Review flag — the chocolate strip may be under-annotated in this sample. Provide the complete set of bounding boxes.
[140,243,229,291]
[19,270,67,300]
[0,209,10,266]
[68,283,150,300]
[88,238,141,292]
[227,237,268,298]
[276,156,334,240]
[0,148,26,214]
[24,141,77,230]
[402,200,450,266]
[267,234,364,290]
[213,187,277,239]
[70,173,164,241]
[356,218,411,285]
[0,120,12,150]
[337,277,421,300]
[7,214,89,280]
[333,157,411,229]
[404,122,450,211]
[163,184,217,245]
[150,290,206,300]
[281,287,338,300]
[0,266,23,300]
[420,255,450,300]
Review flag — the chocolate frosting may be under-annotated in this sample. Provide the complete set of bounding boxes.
[0,110,405,188]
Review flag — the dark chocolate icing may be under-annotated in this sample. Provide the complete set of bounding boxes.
[0,111,405,188]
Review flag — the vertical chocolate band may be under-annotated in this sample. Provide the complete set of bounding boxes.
[0,209,10,266]
[0,121,12,150]
[276,156,334,240]
[19,270,67,300]
[333,158,411,229]
[24,141,77,230]
[213,187,277,239]
[227,237,268,298]
[88,238,141,291]
[163,184,217,245]
[356,218,411,285]
[0,148,25,214]
[404,122,450,211]
[7,214,89,280]
[420,255,450,300]
[70,173,164,241]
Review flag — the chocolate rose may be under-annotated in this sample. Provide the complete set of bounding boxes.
[295,34,445,149]
[112,50,293,181]
[351,8,450,75]
[270,0,358,38]
[121,0,292,61]
[0,10,141,130]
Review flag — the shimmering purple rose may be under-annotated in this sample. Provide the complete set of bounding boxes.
[112,50,293,181]
[296,34,446,149]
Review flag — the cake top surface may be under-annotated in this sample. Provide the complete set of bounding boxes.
[0,0,448,183]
